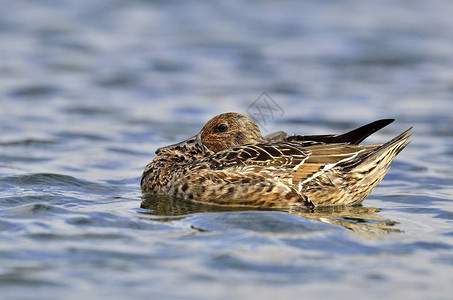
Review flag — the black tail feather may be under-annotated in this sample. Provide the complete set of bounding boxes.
[286,119,395,145]
[331,119,395,145]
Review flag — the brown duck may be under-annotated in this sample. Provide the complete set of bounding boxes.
[141,112,411,208]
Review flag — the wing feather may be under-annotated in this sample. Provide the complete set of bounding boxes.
[202,142,381,186]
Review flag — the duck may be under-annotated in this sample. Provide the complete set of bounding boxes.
[141,112,411,208]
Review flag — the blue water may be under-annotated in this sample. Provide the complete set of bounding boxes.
[1,1,453,299]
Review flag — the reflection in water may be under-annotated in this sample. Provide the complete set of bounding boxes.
[140,195,401,234]
[294,206,401,234]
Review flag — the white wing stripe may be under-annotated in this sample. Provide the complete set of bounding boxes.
[297,149,365,191]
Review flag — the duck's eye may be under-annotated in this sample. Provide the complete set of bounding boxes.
[216,123,228,133]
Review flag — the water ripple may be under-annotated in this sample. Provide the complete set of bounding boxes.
[1,173,117,194]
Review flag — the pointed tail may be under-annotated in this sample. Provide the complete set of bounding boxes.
[337,127,412,205]
[348,127,412,170]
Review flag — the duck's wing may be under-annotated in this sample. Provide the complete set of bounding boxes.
[205,141,373,181]
[229,127,410,184]
[265,119,394,145]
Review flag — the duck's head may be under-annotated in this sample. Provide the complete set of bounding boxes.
[155,112,264,154]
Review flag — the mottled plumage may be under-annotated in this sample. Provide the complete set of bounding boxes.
[141,113,411,208]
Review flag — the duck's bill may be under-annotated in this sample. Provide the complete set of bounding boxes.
[155,132,202,154]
